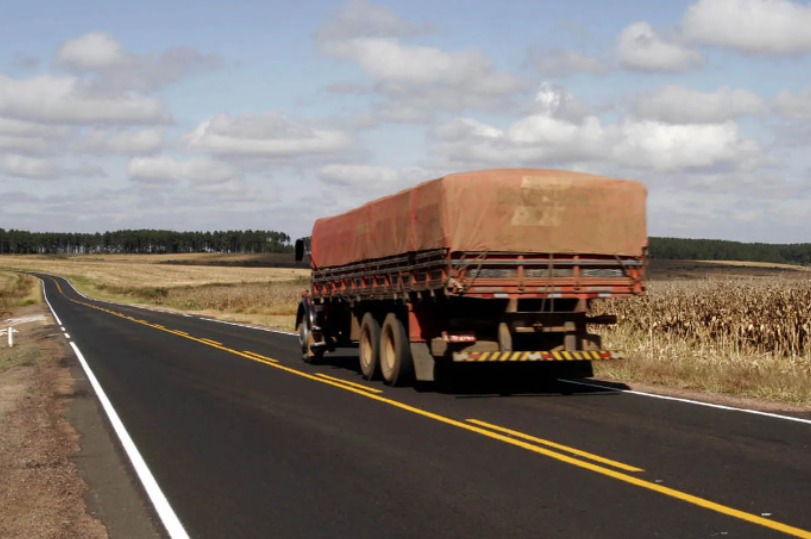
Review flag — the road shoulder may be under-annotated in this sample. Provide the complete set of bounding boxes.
[0,303,163,539]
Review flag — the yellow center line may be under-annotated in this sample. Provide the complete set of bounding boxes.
[240,350,280,364]
[466,419,644,472]
[314,373,383,394]
[56,281,811,539]
[198,338,223,346]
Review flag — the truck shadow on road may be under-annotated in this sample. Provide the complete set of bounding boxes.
[432,364,629,398]
[317,349,628,398]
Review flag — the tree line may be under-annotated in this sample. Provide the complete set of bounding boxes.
[0,228,294,254]
[649,237,811,265]
[0,228,809,264]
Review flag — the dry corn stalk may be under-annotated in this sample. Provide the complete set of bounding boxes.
[593,277,811,363]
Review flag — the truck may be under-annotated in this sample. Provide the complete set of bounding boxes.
[295,168,646,387]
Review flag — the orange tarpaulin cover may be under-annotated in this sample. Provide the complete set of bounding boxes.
[311,169,647,269]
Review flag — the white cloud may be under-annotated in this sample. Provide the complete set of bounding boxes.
[434,102,761,173]
[0,135,51,153]
[185,112,352,157]
[74,128,163,154]
[612,120,761,171]
[317,2,523,120]
[434,117,503,140]
[529,49,608,77]
[319,164,400,186]
[531,82,587,121]
[774,87,811,120]
[633,85,766,123]
[0,75,166,124]
[71,164,107,178]
[128,155,240,185]
[321,37,523,119]
[54,32,220,94]
[318,164,429,189]
[2,154,58,179]
[193,177,249,195]
[434,116,606,165]
[618,22,702,72]
[316,0,430,41]
[683,0,811,54]
[92,47,220,95]
[326,37,520,95]
[0,117,66,137]
[508,115,604,147]
[55,32,125,70]
[0,117,67,153]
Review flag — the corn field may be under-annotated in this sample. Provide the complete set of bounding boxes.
[595,279,811,358]
[592,276,811,405]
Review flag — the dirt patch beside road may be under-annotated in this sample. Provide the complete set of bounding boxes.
[0,304,109,539]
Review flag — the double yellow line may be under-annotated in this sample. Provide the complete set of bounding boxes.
[55,278,811,539]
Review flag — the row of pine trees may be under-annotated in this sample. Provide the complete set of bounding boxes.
[0,228,809,264]
[0,228,293,255]
[648,237,811,265]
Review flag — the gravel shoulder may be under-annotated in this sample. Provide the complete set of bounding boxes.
[0,303,162,539]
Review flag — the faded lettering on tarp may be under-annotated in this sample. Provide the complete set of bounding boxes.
[510,176,571,227]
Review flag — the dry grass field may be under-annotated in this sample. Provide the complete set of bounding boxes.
[593,260,811,406]
[0,272,40,317]
[0,254,308,330]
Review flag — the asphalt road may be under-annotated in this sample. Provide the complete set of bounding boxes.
[40,274,811,539]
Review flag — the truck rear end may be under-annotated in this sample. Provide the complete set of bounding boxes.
[296,168,646,386]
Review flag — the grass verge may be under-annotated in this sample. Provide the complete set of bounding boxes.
[0,272,41,317]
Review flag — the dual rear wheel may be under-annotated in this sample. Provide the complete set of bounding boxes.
[359,313,380,379]
[358,312,413,386]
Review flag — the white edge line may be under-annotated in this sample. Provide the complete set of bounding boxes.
[42,281,63,326]
[559,378,811,426]
[67,342,190,539]
[41,278,190,539]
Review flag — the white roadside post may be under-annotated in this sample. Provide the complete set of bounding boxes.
[0,327,16,347]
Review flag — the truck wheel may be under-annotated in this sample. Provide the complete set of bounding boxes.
[359,313,381,380]
[380,313,414,386]
[297,321,309,357]
[298,320,323,364]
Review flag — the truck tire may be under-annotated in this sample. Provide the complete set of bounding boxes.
[298,319,323,364]
[380,313,414,386]
[359,313,381,380]
[297,320,309,358]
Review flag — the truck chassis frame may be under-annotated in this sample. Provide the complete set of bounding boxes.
[297,250,645,387]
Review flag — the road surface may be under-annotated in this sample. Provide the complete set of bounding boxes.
[40,274,811,539]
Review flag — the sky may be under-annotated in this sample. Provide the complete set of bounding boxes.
[1,0,810,243]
